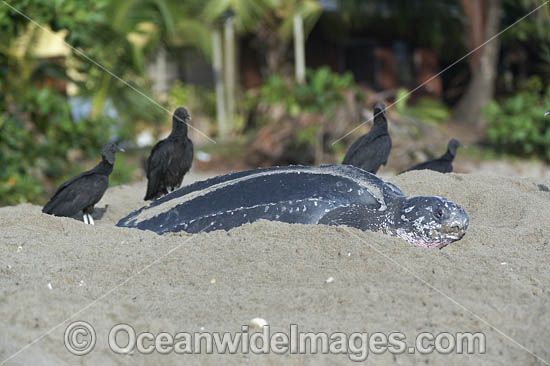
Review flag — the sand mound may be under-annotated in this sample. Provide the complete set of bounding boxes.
[1,170,550,365]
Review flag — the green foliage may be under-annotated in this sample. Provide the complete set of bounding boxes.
[168,81,216,121]
[0,86,116,205]
[0,0,160,205]
[201,0,321,41]
[501,1,550,84]
[296,67,354,114]
[246,67,357,158]
[395,88,450,124]
[485,77,550,160]
[295,125,319,146]
[0,112,43,205]
[258,74,290,106]
[108,0,212,59]
[202,0,274,33]
[256,66,355,118]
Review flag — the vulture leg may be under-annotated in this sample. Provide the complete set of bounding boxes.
[83,207,95,225]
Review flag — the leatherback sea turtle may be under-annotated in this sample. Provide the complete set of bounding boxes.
[117,165,469,248]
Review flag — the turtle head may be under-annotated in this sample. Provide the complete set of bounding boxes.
[395,196,469,248]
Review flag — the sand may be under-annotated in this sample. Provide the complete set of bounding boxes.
[1,169,550,365]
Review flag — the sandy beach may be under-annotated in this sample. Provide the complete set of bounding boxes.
[1,169,550,365]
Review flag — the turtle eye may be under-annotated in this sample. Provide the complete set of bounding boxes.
[435,208,444,219]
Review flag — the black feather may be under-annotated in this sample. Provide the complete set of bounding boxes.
[42,142,122,218]
[404,139,462,174]
[342,103,392,174]
[144,107,194,200]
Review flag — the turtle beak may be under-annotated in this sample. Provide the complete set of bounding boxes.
[443,207,469,239]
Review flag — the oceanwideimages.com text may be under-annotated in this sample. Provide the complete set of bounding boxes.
[65,321,486,361]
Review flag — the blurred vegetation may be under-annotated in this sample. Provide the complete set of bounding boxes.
[169,82,216,121]
[247,66,357,151]
[203,0,322,75]
[238,66,361,166]
[0,1,148,205]
[0,85,114,205]
[485,77,550,160]
[482,0,550,160]
[0,0,327,205]
[295,67,356,149]
[167,81,219,136]
[250,66,355,118]
[502,0,550,77]
[2,0,550,206]
[395,89,451,124]
[296,67,355,114]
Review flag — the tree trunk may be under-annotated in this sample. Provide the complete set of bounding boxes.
[453,0,502,125]
[293,14,306,84]
[224,16,236,133]
[459,0,485,71]
[212,29,227,139]
[255,20,291,77]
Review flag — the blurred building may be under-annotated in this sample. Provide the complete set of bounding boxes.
[149,0,459,101]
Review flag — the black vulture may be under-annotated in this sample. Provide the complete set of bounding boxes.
[42,142,124,224]
[404,139,463,174]
[144,107,194,200]
[342,102,392,174]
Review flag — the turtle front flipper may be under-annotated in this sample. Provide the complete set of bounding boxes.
[318,204,388,233]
